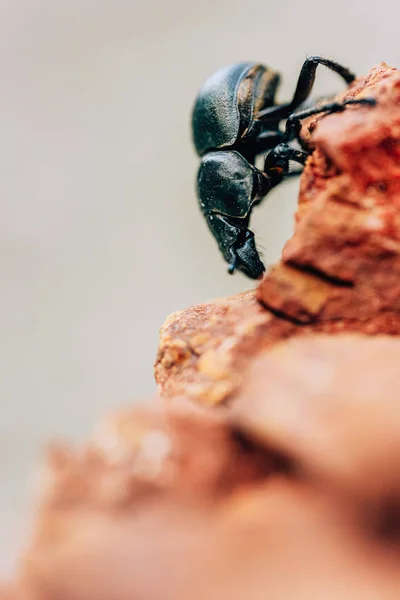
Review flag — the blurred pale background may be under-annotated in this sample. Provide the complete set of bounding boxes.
[1,0,400,573]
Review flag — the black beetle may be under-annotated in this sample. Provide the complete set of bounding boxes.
[192,57,376,278]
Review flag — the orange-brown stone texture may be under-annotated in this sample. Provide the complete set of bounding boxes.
[15,336,400,600]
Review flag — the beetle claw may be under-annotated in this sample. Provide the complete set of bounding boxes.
[228,256,237,275]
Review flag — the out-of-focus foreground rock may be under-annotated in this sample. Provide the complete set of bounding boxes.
[155,63,400,405]
[11,335,400,600]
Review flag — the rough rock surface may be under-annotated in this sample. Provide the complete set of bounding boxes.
[232,334,400,504]
[15,335,400,600]
[154,291,295,404]
[155,63,400,405]
[260,63,400,323]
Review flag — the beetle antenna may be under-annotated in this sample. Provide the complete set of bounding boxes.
[254,243,265,258]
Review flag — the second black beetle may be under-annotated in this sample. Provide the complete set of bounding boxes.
[192,57,376,279]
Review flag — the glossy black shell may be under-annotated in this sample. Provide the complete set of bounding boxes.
[197,150,264,219]
[192,62,280,157]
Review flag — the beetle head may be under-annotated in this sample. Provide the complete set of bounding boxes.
[197,150,270,279]
[229,228,266,279]
[205,213,265,279]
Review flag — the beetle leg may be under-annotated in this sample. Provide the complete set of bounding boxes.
[265,144,309,173]
[253,129,285,154]
[264,97,375,175]
[240,129,285,164]
[256,56,356,123]
[283,97,376,144]
[285,56,355,110]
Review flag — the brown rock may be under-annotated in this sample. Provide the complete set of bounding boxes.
[155,291,296,404]
[21,495,214,600]
[17,480,400,600]
[156,63,400,405]
[31,399,273,513]
[202,480,400,600]
[232,334,400,507]
[15,336,400,600]
[259,63,400,323]
[16,401,287,600]
[26,481,400,600]
[0,586,18,600]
